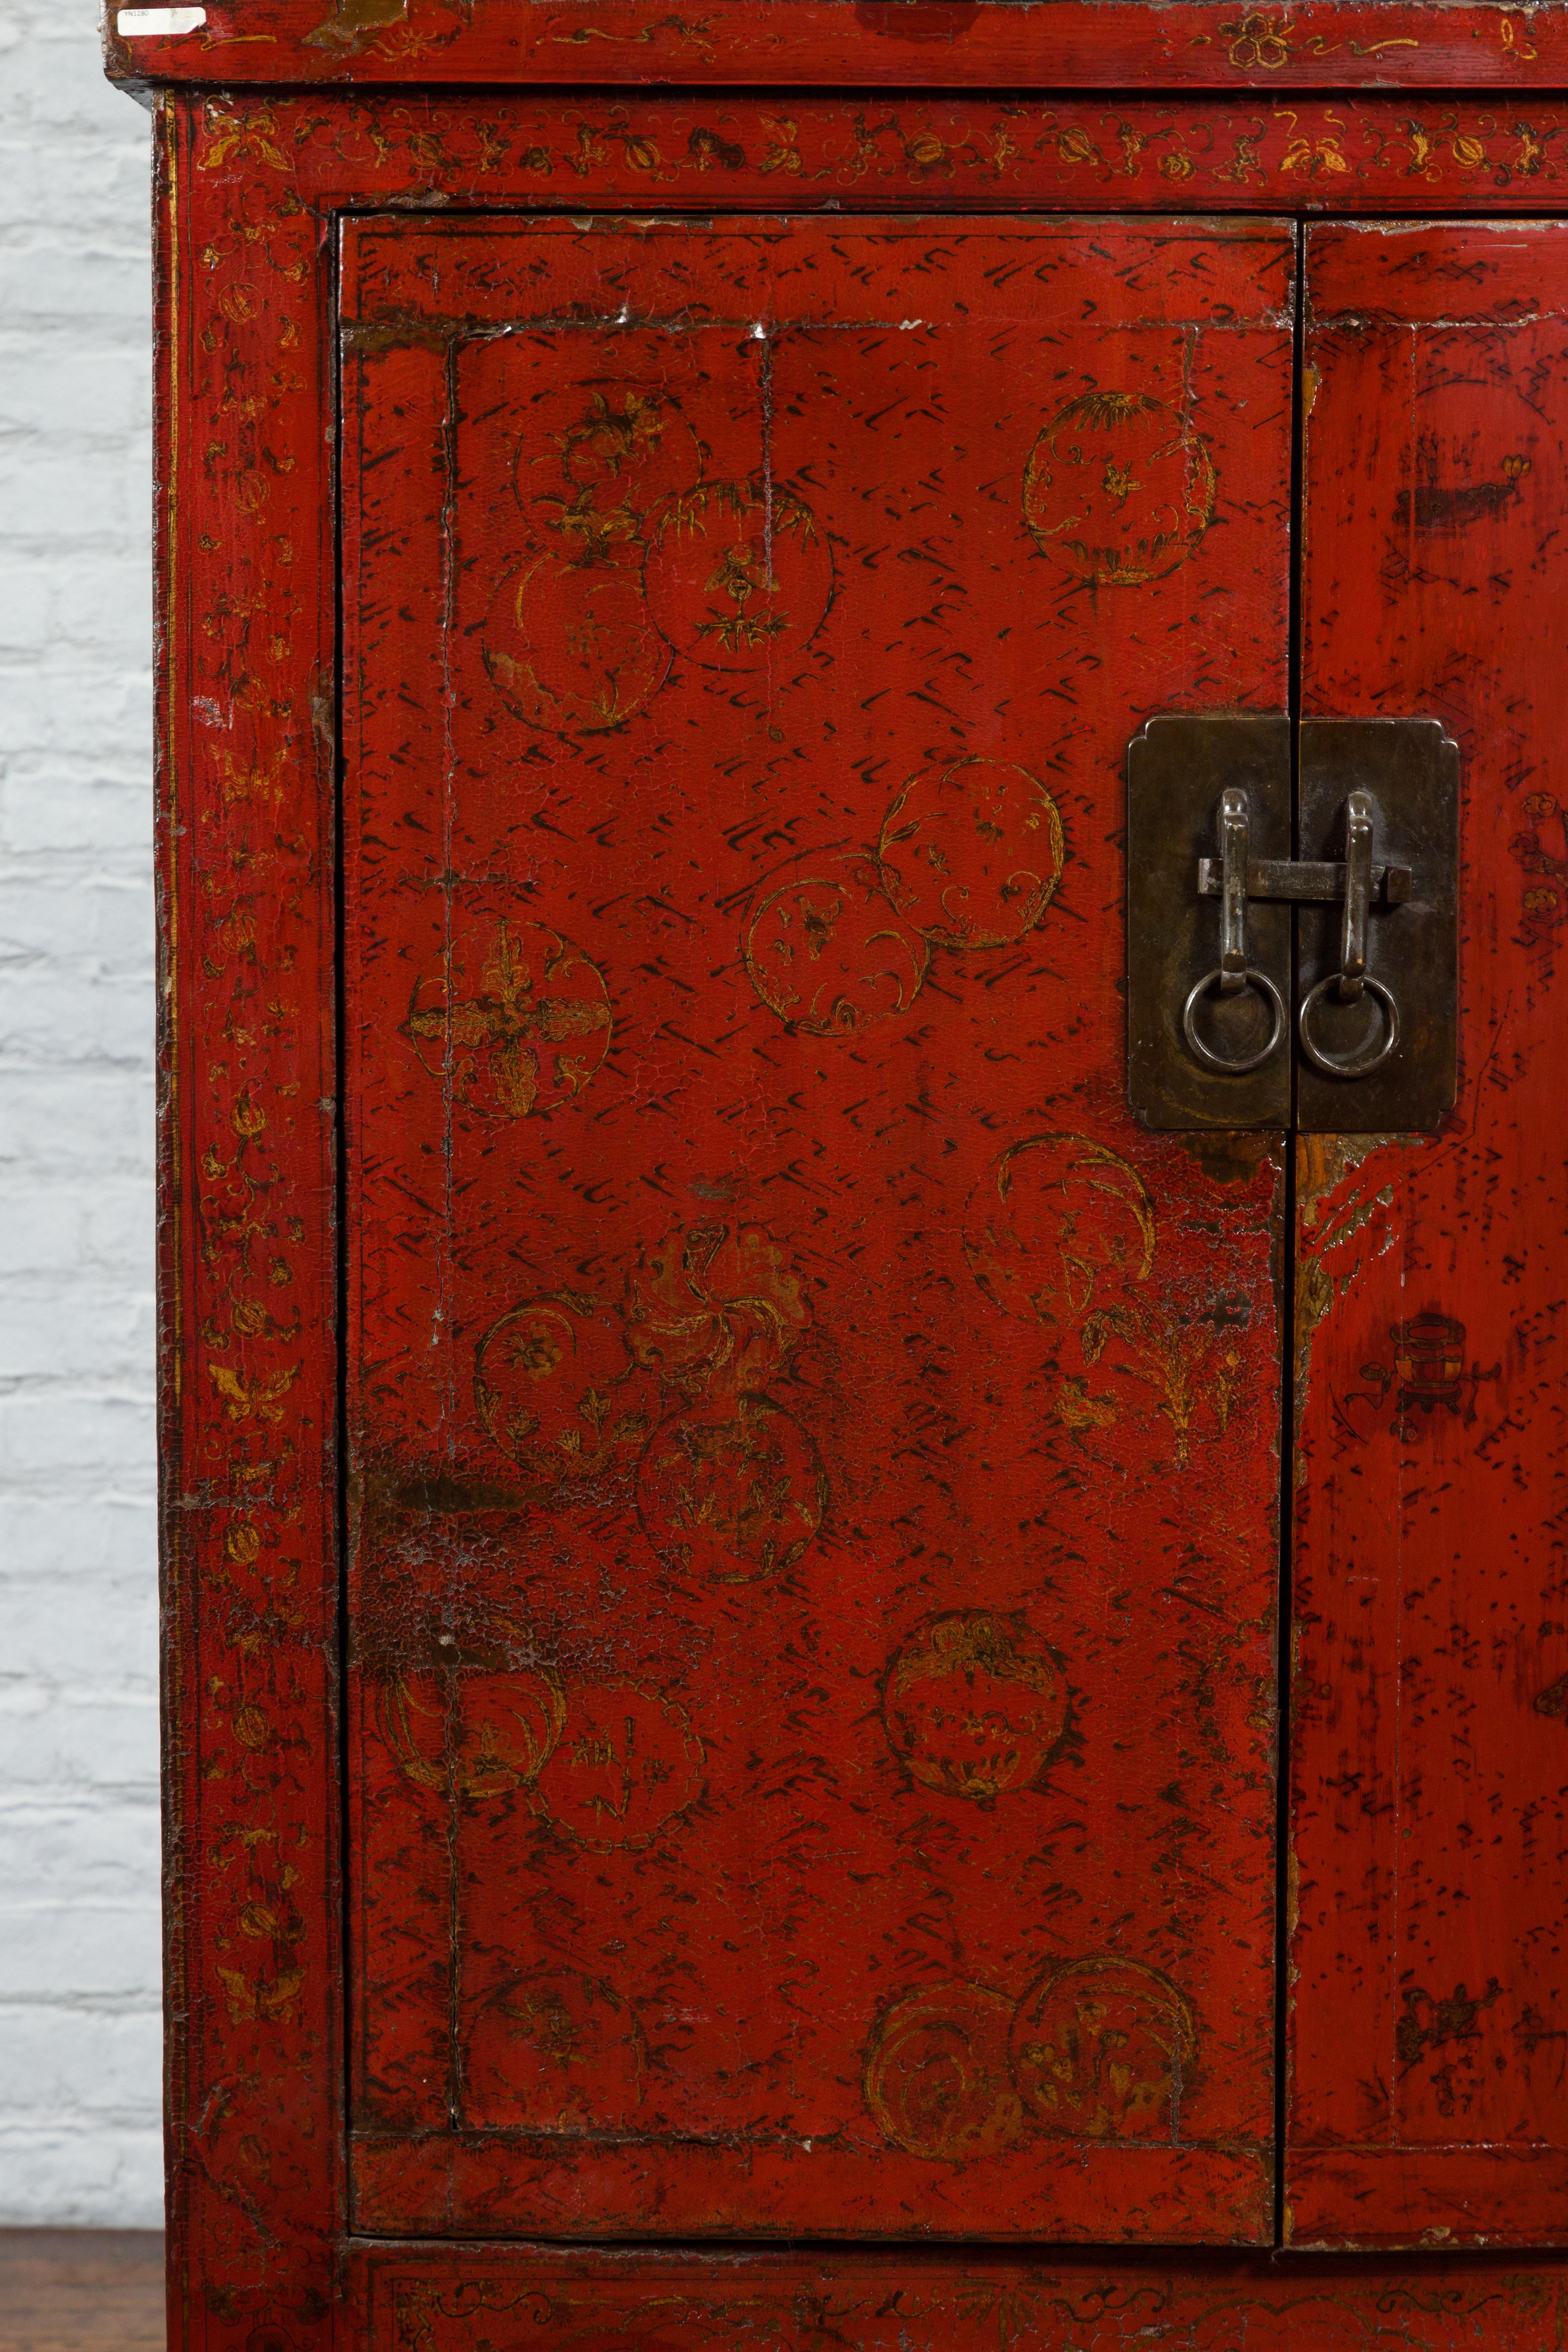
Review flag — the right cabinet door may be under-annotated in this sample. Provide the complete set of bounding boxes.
[1290,219,1568,2248]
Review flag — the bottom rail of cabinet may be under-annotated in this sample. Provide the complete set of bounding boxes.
[349,2240,1568,2349]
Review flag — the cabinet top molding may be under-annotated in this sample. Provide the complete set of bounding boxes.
[102,0,1568,94]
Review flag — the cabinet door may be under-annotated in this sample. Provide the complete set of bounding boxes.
[1290,220,1568,2247]
[340,213,1293,2244]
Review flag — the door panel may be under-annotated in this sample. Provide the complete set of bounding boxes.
[1290,220,1568,2245]
[341,214,1293,2242]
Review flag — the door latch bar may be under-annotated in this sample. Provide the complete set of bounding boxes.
[1196,851,1412,906]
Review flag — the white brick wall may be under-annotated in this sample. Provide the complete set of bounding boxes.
[0,2,162,2227]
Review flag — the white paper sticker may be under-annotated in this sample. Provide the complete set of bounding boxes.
[116,7,208,35]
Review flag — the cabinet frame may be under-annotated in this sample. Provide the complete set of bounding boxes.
[132,36,1568,2345]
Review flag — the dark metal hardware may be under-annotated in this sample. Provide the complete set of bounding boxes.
[1182,963,1287,1074]
[1294,717,1458,1133]
[1127,715,1294,1133]
[1299,970,1399,1077]
[1127,713,1458,1134]
[1293,783,1402,1079]
[1217,785,1250,994]
[1180,782,1287,1073]
[1197,779,1404,1082]
[1197,858,1411,904]
[1338,787,1375,1001]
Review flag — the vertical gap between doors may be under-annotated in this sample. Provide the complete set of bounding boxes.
[1272,218,1308,2250]
[331,208,355,2187]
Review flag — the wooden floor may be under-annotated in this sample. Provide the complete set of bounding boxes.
[0,2233,163,2352]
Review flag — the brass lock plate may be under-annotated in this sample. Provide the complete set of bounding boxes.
[1127,713,1458,1134]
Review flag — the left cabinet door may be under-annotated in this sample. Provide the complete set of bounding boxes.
[340,211,1294,2245]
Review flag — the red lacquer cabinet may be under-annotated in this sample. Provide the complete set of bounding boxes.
[111,3,1568,2345]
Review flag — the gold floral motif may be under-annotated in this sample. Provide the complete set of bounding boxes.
[484,534,677,734]
[744,856,930,1039]
[1219,10,1292,71]
[208,1361,301,1423]
[634,1393,828,1585]
[1282,130,1350,174]
[964,1134,1156,1332]
[879,757,1066,950]
[863,1981,1026,2160]
[402,917,612,1118]
[687,125,747,172]
[198,100,290,170]
[1054,123,1102,168]
[1079,1296,1243,1468]
[570,123,609,178]
[759,115,804,175]
[965,1133,1248,1467]
[1217,11,1417,71]
[545,12,719,60]
[881,1610,1072,1803]
[490,376,710,735]
[475,1217,830,1585]
[606,106,669,175]
[864,1956,1200,2156]
[475,1292,650,1491]
[378,1651,567,1803]
[624,1217,810,1398]
[532,1681,705,1850]
[745,756,1065,1041]
[1514,788,1568,941]
[365,1589,567,1805]
[1054,1374,1118,1433]
[1010,1956,1198,2140]
[648,478,832,669]
[1024,390,1218,588]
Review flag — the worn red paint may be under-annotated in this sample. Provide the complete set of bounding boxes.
[1288,218,1568,2250]
[132,28,1568,2352]
[104,0,1568,92]
[341,209,1288,2244]
[349,2248,1568,2348]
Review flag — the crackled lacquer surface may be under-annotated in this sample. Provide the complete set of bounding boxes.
[340,215,1290,2242]
[1289,222,1568,2246]
[156,77,1568,2351]
[103,0,1568,94]
[355,2247,1568,2351]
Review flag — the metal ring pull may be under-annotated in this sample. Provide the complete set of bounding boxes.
[1297,971,1399,1078]
[1182,965,1287,1074]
